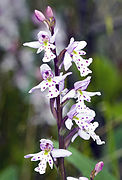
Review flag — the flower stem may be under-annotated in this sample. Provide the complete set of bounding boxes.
[50,27,66,180]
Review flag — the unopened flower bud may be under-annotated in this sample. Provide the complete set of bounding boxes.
[35,10,46,21]
[95,161,104,176]
[46,6,54,18]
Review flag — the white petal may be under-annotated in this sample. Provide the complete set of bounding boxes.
[37,45,44,54]
[24,154,35,159]
[65,118,73,130]
[49,43,56,50]
[83,91,101,98]
[35,158,47,174]
[63,52,72,71]
[95,135,105,145]
[40,64,51,74]
[23,41,41,48]
[71,133,79,142]
[67,177,78,180]
[47,154,53,169]
[78,129,90,140]
[74,41,87,51]
[54,72,72,84]
[29,81,48,93]
[77,50,86,56]
[74,76,91,91]
[79,177,89,180]
[62,89,76,102]
[42,50,56,62]
[37,31,48,40]
[52,149,72,158]
[66,37,75,50]
[47,86,60,98]
[31,152,44,161]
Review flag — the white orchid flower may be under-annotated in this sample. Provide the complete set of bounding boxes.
[62,76,101,104]
[63,37,92,76]
[24,139,72,174]
[29,64,72,98]
[23,30,57,62]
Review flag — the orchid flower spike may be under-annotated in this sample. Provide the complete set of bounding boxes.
[24,139,72,174]
[67,176,88,180]
[63,37,92,76]
[29,64,72,98]
[23,30,58,62]
[71,122,105,145]
[62,76,101,104]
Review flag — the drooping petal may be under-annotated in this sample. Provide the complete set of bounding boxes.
[47,86,60,98]
[62,89,76,102]
[74,76,91,91]
[51,149,72,158]
[95,135,105,145]
[71,133,79,142]
[23,41,41,48]
[63,52,72,71]
[47,154,53,169]
[34,158,47,174]
[29,81,48,93]
[42,49,56,62]
[78,129,90,140]
[79,66,92,77]
[65,118,73,130]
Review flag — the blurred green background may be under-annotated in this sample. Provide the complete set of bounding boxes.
[0,0,122,179]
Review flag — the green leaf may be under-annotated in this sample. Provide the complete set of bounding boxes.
[92,56,120,101]
[0,166,18,180]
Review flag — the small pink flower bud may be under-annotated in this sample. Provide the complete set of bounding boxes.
[46,6,54,18]
[95,161,104,176]
[35,10,46,21]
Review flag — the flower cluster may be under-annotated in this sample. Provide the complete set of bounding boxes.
[63,76,105,145]
[23,5,105,179]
